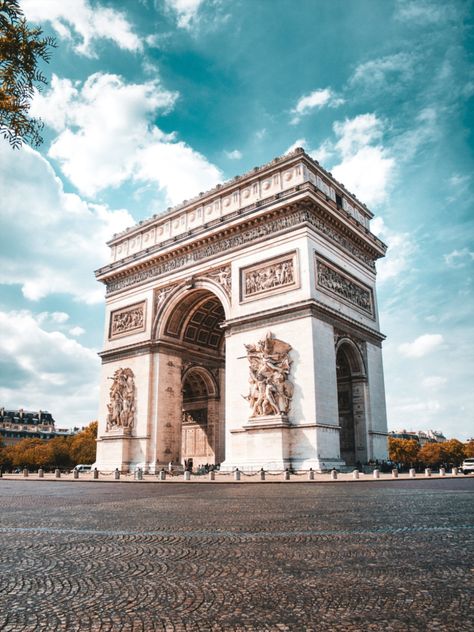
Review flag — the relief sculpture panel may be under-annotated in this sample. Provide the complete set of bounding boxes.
[244,332,294,418]
[106,367,136,433]
[241,252,298,302]
[316,257,373,317]
[109,301,146,338]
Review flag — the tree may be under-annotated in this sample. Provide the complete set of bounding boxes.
[418,442,446,468]
[0,0,56,148]
[388,437,419,468]
[442,439,465,467]
[464,441,474,458]
[70,421,98,465]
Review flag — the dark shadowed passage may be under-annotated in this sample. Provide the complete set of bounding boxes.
[0,479,473,631]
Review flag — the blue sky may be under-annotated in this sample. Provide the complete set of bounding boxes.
[0,0,473,438]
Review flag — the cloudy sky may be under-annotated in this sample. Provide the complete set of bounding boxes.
[1,0,473,438]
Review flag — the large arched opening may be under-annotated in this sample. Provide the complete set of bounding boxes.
[155,285,227,468]
[336,339,368,466]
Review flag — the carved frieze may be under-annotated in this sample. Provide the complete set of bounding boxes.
[240,252,298,302]
[105,206,376,295]
[243,332,294,418]
[316,257,373,317]
[109,301,146,339]
[106,367,136,432]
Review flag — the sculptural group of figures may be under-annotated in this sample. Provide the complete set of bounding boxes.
[244,332,294,417]
[106,368,136,431]
[112,307,144,335]
[245,260,294,296]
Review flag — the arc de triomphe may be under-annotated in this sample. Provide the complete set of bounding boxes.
[94,148,388,472]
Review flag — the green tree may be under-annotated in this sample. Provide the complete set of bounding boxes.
[0,0,56,148]
[70,421,98,465]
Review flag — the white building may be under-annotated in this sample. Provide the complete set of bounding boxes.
[94,149,388,472]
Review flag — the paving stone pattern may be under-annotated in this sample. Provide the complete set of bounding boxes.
[0,479,473,631]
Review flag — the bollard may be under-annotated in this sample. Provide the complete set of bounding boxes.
[159,469,166,481]
[260,468,266,481]
[0,468,2,478]
[331,469,338,480]
[392,469,399,478]
[373,469,380,479]
[353,469,359,480]
[439,467,445,477]
[452,467,458,476]
[208,470,215,481]
[137,468,143,480]
[284,468,290,481]
[425,468,431,477]
[114,468,120,480]
[409,468,416,478]
[23,468,29,478]
[93,468,99,479]
[184,470,191,481]
[73,469,79,479]
[234,468,241,481]
[55,469,61,478]
[38,468,44,478]
[308,468,314,481]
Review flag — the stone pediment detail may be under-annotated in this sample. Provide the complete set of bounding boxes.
[205,265,231,297]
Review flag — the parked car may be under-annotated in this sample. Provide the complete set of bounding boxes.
[461,458,474,475]
[73,464,92,473]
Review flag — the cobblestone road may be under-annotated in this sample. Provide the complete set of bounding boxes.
[0,478,473,631]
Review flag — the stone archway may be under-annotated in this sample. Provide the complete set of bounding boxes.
[336,339,368,466]
[153,286,227,469]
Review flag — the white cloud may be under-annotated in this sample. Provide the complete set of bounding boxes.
[37,311,70,325]
[350,53,414,89]
[371,217,416,283]
[225,149,243,160]
[291,88,344,124]
[399,334,444,358]
[165,0,204,29]
[0,310,99,426]
[422,376,447,389]
[69,326,86,337]
[32,72,222,204]
[443,248,474,269]
[330,114,395,206]
[285,139,308,154]
[0,143,133,303]
[395,1,459,24]
[309,140,334,166]
[22,0,142,57]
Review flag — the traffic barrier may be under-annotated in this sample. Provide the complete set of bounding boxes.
[93,468,99,479]
[184,471,191,481]
[452,467,458,476]
[23,469,28,478]
[409,468,416,478]
[136,468,143,480]
[331,470,338,480]
[55,469,60,478]
[425,468,431,477]
[260,469,266,481]
[284,469,290,481]
[114,469,120,480]
[38,469,44,478]
[208,471,215,481]
[439,467,445,477]
[392,469,398,478]
[159,470,166,481]
[308,469,314,481]
[73,470,79,479]
[353,469,359,480]
[373,469,380,479]
[234,468,241,481]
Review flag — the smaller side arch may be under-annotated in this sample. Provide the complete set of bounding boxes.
[335,337,366,378]
[182,365,219,399]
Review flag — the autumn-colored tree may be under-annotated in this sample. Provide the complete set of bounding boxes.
[5,437,51,469]
[441,439,465,467]
[0,0,56,147]
[464,441,474,458]
[418,442,446,468]
[48,436,73,469]
[388,437,420,468]
[70,421,98,465]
